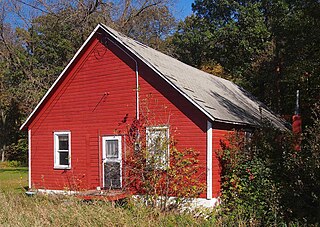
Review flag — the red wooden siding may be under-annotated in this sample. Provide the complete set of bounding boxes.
[212,129,229,197]
[211,123,245,197]
[138,63,208,197]
[30,35,136,190]
[29,31,234,198]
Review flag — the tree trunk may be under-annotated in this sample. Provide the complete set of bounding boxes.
[1,145,5,162]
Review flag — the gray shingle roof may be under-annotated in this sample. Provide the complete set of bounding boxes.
[20,24,287,130]
[100,24,287,130]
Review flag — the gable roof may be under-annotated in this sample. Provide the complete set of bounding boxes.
[20,24,287,130]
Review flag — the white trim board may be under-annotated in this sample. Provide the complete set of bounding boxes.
[206,121,213,199]
[28,129,32,189]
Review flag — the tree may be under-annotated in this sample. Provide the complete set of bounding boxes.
[171,15,210,68]
[0,0,178,162]
[0,2,28,161]
[8,0,177,107]
[172,0,320,124]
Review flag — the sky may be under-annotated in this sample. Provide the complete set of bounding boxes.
[175,0,194,20]
[4,0,195,28]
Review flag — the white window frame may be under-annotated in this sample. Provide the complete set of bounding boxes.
[146,126,169,170]
[54,131,71,169]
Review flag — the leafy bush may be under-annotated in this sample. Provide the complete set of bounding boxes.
[216,127,288,225]
[281,102,320,223]
[6,160,23,168]
[0,160,25,168]
[1,138,28,165]
[119,118,205,211]
[216,102,320,225]
[116,95,205,211]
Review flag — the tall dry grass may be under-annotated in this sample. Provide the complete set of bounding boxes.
[0,192,213,227]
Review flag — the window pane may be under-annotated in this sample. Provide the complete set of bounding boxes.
[106,140,118,158]
[59,151,69,166]
[58,135,69,150]
[104,162,121,189]
[147,127,169,169]
[149,129,167,152]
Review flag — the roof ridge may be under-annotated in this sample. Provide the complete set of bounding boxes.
[99,24,287,130]
[20,24,287,131]
[99,23,233,84]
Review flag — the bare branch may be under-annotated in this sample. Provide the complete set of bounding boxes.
[15,0,51,15]
[122,0,164,27]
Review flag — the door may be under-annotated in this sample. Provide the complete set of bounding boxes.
[102,136,122,189]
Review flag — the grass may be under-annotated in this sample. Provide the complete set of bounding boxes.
[0,166,28,192]
[0,192,215,227]
[0,165,215,226]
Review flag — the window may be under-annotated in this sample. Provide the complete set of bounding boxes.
[105,139,119,158]
[244,131,253,150]
[54,131,71,169]
[146,126,169,169]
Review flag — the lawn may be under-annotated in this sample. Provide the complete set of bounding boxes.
[0,165,215,226]
[0,166,28,192]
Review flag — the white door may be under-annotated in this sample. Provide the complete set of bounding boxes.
[102,136,122,189]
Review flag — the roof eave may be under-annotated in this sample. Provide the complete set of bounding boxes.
[99,25,288,130]
[20,23,287,132]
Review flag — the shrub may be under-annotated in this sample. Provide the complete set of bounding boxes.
[116,96,205,211]
[0,160,24,168]
[120,118,205,211]
[6,160,23,167]
[216,127,289,225]
[280,102,320,223]
[217,101,320,225]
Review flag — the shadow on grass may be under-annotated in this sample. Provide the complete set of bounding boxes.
[0,167,28,173]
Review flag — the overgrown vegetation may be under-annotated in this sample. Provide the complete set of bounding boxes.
[117,97,205,211]
[0,191,214,227]
[2,190,217,227]
[216,102,320,225]
[0,165,211,227]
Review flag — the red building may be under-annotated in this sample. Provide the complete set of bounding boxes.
[20,24,286,207]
